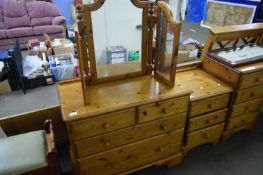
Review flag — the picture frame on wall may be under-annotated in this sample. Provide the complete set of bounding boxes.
[201,0,256,28]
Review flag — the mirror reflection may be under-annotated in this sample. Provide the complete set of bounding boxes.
[91,0,143,79]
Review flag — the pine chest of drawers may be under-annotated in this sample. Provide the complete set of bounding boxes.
[203,57,263,140]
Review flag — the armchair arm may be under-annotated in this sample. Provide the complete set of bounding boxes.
[52,16,67,28]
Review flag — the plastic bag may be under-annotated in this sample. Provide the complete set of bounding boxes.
[186,0,207,23]
[22,55,45,78]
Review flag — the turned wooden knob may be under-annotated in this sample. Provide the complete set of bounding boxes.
[161,108,167,114]
[143,111,147,116]
[208,104,213,109]
[241,119,246,123]
[250,92,255,97]
[103,123,110,129]
[206,120,213,124]
[245,106,250,111]
[214,115,218,120]
[203,134,209,139]
[104,141,111,147]
[160,125,167,131]
[255,78,260,82]
[158,147,165,152]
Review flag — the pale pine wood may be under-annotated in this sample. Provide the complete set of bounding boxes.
[188,108,227,132]
[222,122,255,141]
[58,69,232,122]
[183,123,225,155]
[189,94,230,117]
[77,129,184,175]
[73,113,186,158]
[137,95,189,123]
[231,98,263,118]
[238,70,263,89]
[226,111,259,130]
[69,108,135,141]
[234,84,263,104]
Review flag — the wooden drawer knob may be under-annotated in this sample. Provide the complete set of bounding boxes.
[203,134,209,139]
[245,106,250,111]
[206,119,213,124]
[158,147,165,152]
[241,119,246,123]
[104,141,111,147]
[103,123,110,129]
[143,111,147,116]
[255,78,260,82]
[160,125,167,131]
[208,104,213,109]
[250,92,255,97]
[214,115,218,120]
[161,108,167,114]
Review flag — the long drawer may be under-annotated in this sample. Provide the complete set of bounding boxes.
[189,94,230,117]
[69,108,135,140]
[186,123,225,149]
[137,95,189,123]
[239,70,263,90]
[188,109,227,132]
[77,129,184,175]
[226,111,259,130]
[235,85,263,104]
[231,98,263,118]
[73,113,186,158]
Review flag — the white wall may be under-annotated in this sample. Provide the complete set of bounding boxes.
[91,0,143,64]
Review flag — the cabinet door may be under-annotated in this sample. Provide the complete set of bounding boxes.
[154,2,181,87]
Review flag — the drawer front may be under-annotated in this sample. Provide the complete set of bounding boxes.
[74,113,186,158]
[70,108,135,140]
[231,98,263,118]
[186,123,225,148]
[239,71,263,90]
[227,111,259,130]
[138,95,189,123]
[188,109,227,132]
[189,94,230,117]
[77,129,184,175]
[235,85,263,104]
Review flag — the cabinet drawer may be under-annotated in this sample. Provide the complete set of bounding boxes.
[138,95,189,123]
[186,123,225,148]
[77,129,184,175]
[189,94,230,117]
[69,108,135,140]
[231,98,263,118]
[188,109,227,132]
[73,113,186,158]
[235,85,263,104]
[227,111,259,130]
[239,70,263,90]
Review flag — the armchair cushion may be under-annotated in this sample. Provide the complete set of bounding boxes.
[6,27,33,38]
[52,16,67,27]
[0,130,48,175]
[31,17,53,27]
[33,25,64,35]
[0,30,7,39]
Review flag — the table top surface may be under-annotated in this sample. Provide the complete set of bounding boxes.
[58,68,233,122]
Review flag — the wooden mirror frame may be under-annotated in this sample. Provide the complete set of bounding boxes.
[154,1,181,87]
[80,0,150,84]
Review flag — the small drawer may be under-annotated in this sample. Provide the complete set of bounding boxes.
[137,95,189,123]
[227,111,259,130]
[188,108,227,132]
[73,113,186,157]
[235,85,263,104]
[70,108,135,140]
[77,129,184,175]
[186,123,225,149]
[239,70,263,90]
[189,94,230,117]
[231,98,263,118]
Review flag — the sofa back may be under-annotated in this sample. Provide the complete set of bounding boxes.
[3,0,31,29]
[0,6,5,29]
[26,1,61,27]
